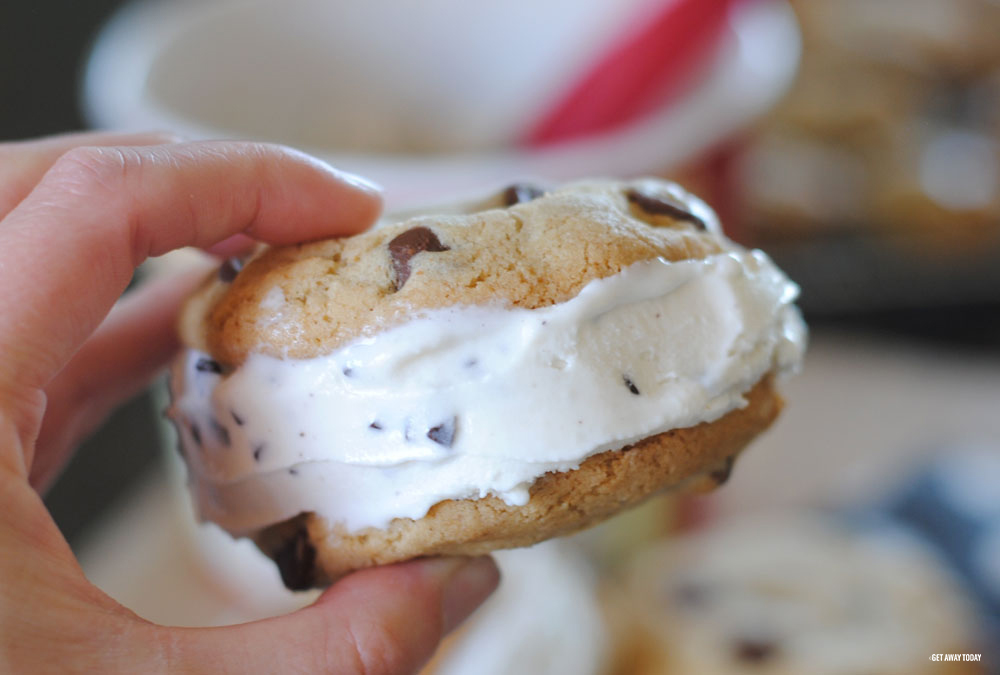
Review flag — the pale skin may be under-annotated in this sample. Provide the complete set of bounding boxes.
[0,132,500,674]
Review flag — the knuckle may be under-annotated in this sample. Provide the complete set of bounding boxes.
[0,147,38,213]
[48,146,137,196]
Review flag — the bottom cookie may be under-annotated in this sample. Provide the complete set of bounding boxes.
[254,375,782,589]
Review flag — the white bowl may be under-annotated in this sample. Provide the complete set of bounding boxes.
[84,0,798,206]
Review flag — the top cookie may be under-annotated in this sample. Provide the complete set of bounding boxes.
[179,179,726,364]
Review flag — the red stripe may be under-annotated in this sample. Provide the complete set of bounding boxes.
[523,0,742,146]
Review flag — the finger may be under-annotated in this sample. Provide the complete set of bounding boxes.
[0,461,176,672]
[205,233,258,258]
[166,556,500,674]
[28,260,215,490]
[0,131,183,218]
[0,141,382,402]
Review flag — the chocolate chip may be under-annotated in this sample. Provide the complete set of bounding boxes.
[625,188,706,230]
[672,582,711,608]
[231,411,244,426]
[218,257,243,282]
[369,421,383,431]
[502,183,545,206]
[427,418,457,447]
[623,375,640,395]
[342,366,354,378]
[210,418,230,447]
[732,638,778,665]
[387,226,450,290]
[710,456,736,486]
[189,423,202,447]
[195,358,223,374]
[288,468,299,476]
[274,527,317,591]
[253,445,264,462]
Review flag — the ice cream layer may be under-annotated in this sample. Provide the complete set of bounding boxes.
[169,249,805,534]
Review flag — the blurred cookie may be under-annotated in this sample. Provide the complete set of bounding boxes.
[868,122,1000,253]
[744,0,1000,270]
[776,55,925,143]
[792,0,1000,76]
[614,513,984,674]
[741,129,869,238]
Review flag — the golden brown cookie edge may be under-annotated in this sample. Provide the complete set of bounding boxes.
[254,374,782,588]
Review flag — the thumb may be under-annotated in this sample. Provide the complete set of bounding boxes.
[164,556,499,675]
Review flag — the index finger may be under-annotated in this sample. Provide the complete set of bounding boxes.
[0,131,183,218]
[0,141,382,397]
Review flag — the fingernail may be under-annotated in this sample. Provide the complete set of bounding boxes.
[151,130,188,144]
[424,556,500,634]
[332,167,384,196]
[205,233,257,258]
[297,150,384,195]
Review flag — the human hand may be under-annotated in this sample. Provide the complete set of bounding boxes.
[0,132,499,674]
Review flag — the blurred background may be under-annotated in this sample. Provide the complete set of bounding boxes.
[3,0,999,672]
